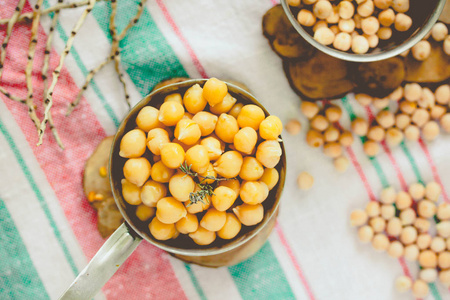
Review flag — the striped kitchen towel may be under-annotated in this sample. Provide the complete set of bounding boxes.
[1,0,450,299]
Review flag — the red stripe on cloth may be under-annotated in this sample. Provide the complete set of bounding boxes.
[379,141,408,191]
[270,0,279,6]
[0,3,186,300]
[154,0,208,79]
[275,223,315,300]
[418,138,450,203]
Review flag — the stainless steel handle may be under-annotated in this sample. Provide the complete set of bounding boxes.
[59,223,142,300]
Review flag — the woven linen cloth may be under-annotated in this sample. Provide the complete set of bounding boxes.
[0,0,449,299]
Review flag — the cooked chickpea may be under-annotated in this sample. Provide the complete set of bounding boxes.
[191,112,218,137]
[147,128,170,156]
[168,173,195,202]
[298,9,316,27]
[395,276,412,293]
[363,140,380,157]
[404,125,420,141]
[439,252,450,269]
[351,35,369,54]
[160,143,185,169]
[372,233,389,251]
[385,128,404,147]
[156,197,187,224]
[369,216,386,233]
[151,161,175,183]
[123,157,151,188]
[149,217,176,240]
[430,105,446,120]
[378,8,395,26]
[367,126,385,142]
[417,87,435,109]
[174,119,201,146]
[417,233,432,250]
[322,142,341,158]
[389,86,404,101]
[189,226,216,245]
[372,97,389,109]
[396,191,412,210]
[185,145,210,174]
[175,213,198,234]
[404,244,420,261]
[203,78,228,107]
[414,218,431,233]
[419,250,437,268]
[200,136,223,161]
[381,205,395,220]
[400,208,416,226]
[338,19,355,33]
[233,203,264,226]
[404,83,422,102]
[211,186,237,212]
[339,130,354,146]
[214,114,239,143]
[441,113,450,133]
[431,237,446,253]
[399,100,417,115]
[217,213,242,239]
[441,270,450,287]
[338,1,354,19]
[438,203,450,220]
[198,163,217,185]
[409,182,425,200]
[297,171,314,190]
[358,225,374,243]
[360,16,379,36]
[200,208,227,232]
[387,240,404,258]
[412,41,431,61]
[437,221,450,238]
[239,157,264,181]
[313,0,333,19]
[431,22,448,42]
[259,116,283,140]
[141,180,167,207]
[229,103,244,119]
[412,280,429,298]
[122,179,142,205]
[357,0,374,17]
[259,168,279,191]
[365,34,379,48]
[395,13,412,32]
[301,101,320,119]
[210,93,236,115]
[214,151,243,178]
[334,156,350,172]
[418,200,436,219]
[444,36,450,56]
[164,93,182,105]
[136,205,155,221]
[385,217,401,236]
[435,84,450,105]
[400,226,418,244]
[375,110,395,129]
[313,20,328,33]
[158,101,184,126]
[392,0,409,12]
[287,0,301,5]
[136,106,163,132]
[351,117,369,136]
[422,121,440,141]
[285,119,302,135]
[326,6,340,23]
[350,209,368,227]
[395,114,410,130]
[310,115,329,132]
[256,140,282,168]
[330,25,340,35]
[185,194,210,214]
[379,186,396,204]
[355,93,373,106]
[377,27,392,40]
[240,181,269,205]
[333,32,352,51]
[218,178,241,196]
[313,26,335,45]
[119,129,147,158]
[366,201,380,217]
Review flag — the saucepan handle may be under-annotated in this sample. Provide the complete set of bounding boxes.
[58,223,142,300]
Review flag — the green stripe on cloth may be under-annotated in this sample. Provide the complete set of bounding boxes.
[0,118,79,276]
[342,97,442,300]
[88,3,296,299]
[399,141,425,185]
[42,0,120,127]
[0,198,50,300]
[183,264,207,300]
[229,242,295,300]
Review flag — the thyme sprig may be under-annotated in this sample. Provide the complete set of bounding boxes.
[179,162,230,207]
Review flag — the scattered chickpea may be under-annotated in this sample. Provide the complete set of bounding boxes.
[395,114,410,130]
[366,201,380,217]
[351,117,369,136]
[415,218,431,233]
[386,217,402,237]
[334,156,350,172]
[297,171,314,190]
[395,191,412,210]
[441,113,450,133]
[412,280,429,298]
[404,83,422,102]
[369,216,386,233]
[431,237,446,253]
[441,270,450,287]
[404,244,420,261]
[355,94,373,106]
[367,126,385,142]
[372,97,389,109]
[437,203,450,220]
[389,86,404,102]
[314,27,336,45]
[372,233,389,251]
[324,126,340,142]
[400,226,418,245]
[376,110,395,129]
[435,84,450,105]
[437,221,450,238]
[399,208,416,226]
[339,131,354,147]
[399,100,417,115]
[395,276,412,293]
[285,119,302,135]
[358,225,374,243]
[385,128,404,147]
[306,129,325,148]
[394,13,412,32]
[411,41,431,61]
[404,124,420,141]
[298,9,317,27]
[301,102,320,119]
[387,240,404,258]
[350,209,368,226]
[430,105,446,120]
[324,142,343,158]
[422,121,440,141]
[419,250,438,268]
[417,233,432,250]
[439,252,450,269]
[380,204,395,220]
[409,182,425,200]
[418,87,435,108]
[431,22,448,42]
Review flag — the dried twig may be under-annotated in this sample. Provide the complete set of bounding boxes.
[0,0,27,80]
[42,0,64,149]
[0,0,96,25]
[0,85,25,103]
[38,0,97,146]
[117,0,148,41]
[25,0,45,132]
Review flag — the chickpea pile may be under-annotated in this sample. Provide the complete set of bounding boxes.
[288,0,414,54]
[353,83,450,156]
[350,182,450,298]
[118,78,283,246]
[401,22,450,61]
[302,101,353,172]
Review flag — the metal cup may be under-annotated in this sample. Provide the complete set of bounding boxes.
[59,79,286,299]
